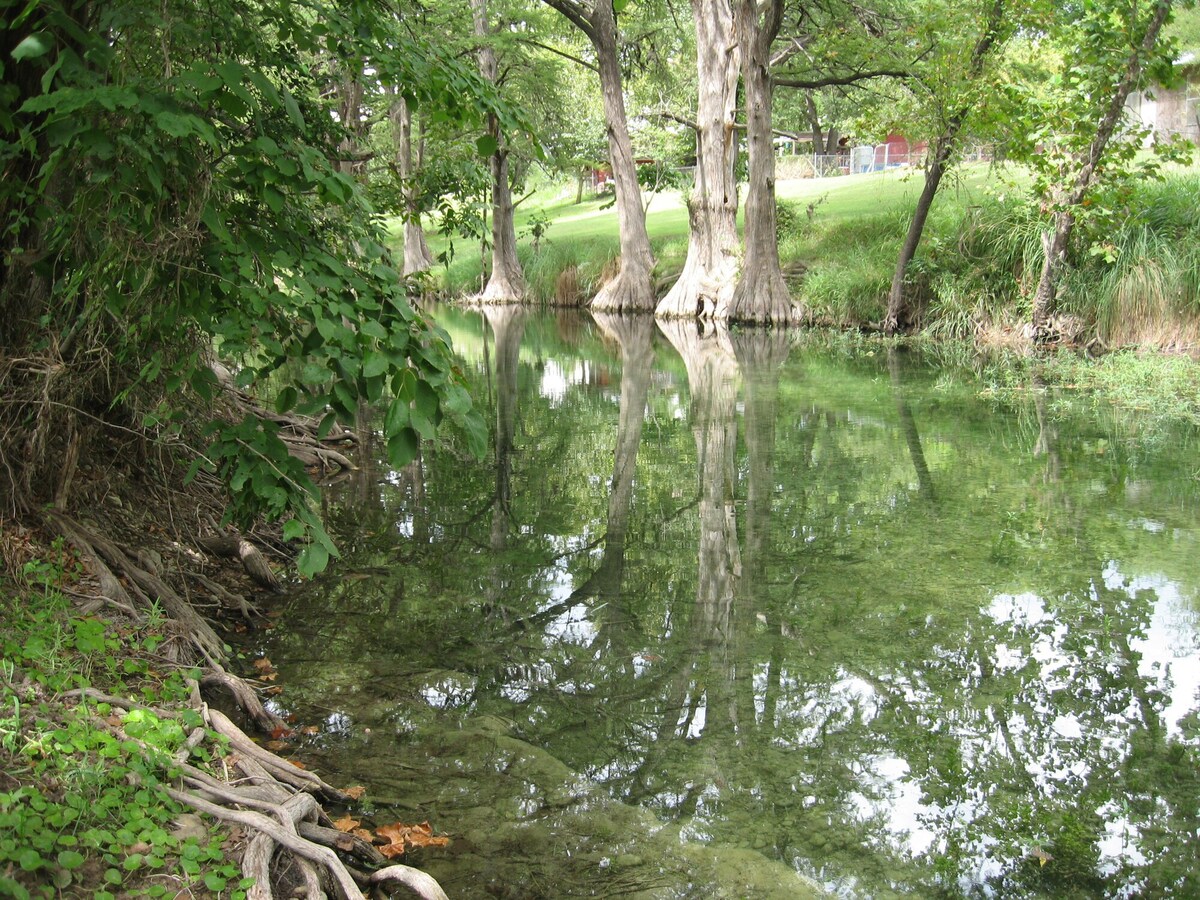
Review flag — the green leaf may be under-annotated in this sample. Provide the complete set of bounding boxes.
[475,134,498,157]
[297,543,329,578]
[386,427,419,468]
[282,88,305,128]
[384,397,409,435]
[274,386,298,414]
[12,34,51,61]
[410,407,436,441]
[362,351,390,379]
[203,873,228,892]
[282,519,306,541]
[57,850,85,870]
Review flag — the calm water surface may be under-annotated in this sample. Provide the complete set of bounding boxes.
[256,308,1200,898]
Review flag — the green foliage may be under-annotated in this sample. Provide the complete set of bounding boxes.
[0,553,231,899]
[1,0,510,573]
[1004,0,1191,243]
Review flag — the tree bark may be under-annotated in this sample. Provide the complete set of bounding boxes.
[472,0,526,303]
[804,91,824,153]
[884,0,1005,336]
[588,0,656,311]
[655,0,742,320]
[729,0,796,325]
[392,95,434,276]
[884,140,952,334]
[1029,0,1172,343]
[543,0,655,310]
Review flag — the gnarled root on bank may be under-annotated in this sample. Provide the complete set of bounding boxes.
[41,506,453,899]
[161,707,451,900]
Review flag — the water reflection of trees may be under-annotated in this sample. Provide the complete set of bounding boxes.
[264,316,1200,898]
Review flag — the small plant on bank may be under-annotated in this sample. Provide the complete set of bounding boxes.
[0,551,246,900]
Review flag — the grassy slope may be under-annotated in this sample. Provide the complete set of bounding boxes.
[411,159,1200,351]
[417,164,1013,304]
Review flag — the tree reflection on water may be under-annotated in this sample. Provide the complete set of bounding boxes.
[266,309,1200,898]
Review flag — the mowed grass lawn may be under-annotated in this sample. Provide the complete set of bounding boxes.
[407,163,1022,298]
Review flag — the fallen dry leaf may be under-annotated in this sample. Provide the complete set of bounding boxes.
[289,759,306,769]
[301,725,320,735]
[265,685,284,696]
[335,834,354,851]
[343,785,366,800]
[332,816,360,833]
[259,672,278,682]
[264,740,289,752]
[375,821,450,857]
[252,657,274,671]
[352,828,374,842]
[378,842,407,859]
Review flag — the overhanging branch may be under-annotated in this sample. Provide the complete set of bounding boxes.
[774,68,910,90]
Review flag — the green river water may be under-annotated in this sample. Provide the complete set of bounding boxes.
[252,308,1200,898]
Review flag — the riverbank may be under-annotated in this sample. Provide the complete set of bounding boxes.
[426,164,1200,352]
[0,412,451,898]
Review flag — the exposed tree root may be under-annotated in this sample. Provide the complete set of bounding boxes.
[12,360,454,899]
[212,361,359,478]
[199,662,287,734]
[369,866,452,900]
[46,510,225,661]
[197,532,281,591]
[165,788,365,899]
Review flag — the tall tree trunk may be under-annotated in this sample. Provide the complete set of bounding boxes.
[729,0,796,325]
[471,0,526,303]
[334,73,367,180]
[655,0,741,320]
[588,0,656,311]
[884,139,952,334]
[804,91,824,153]
[1030,0,1171,342]
[391,95,434,276]
[544,0,655,310]
[885,0,1005,336]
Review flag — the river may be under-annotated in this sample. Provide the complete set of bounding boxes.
[251,308,1200,898]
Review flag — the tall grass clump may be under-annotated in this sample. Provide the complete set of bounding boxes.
[794,209,905,325]
[920,195,1044,338]
[518,237,619,305]
[1062,172,1200,348]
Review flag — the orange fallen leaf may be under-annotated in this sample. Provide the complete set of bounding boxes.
[343,785,366,800]
[332,815,360,833]
[375,821,450,857]
[301,725,320,736]
[335,834,354,851]
[259,672,278,682]
[264,740,289,752]
[289,759,306,769]
[265,685,284,695]
[252,658,274,671]
[270,726,294,740]
[352,828,374,842]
